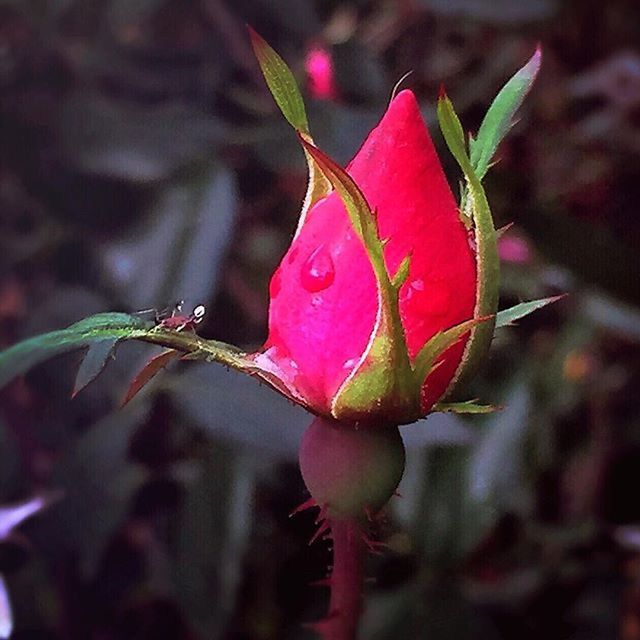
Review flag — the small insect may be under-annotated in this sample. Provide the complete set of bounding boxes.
[156,302,206,332]
[135,301,205,332]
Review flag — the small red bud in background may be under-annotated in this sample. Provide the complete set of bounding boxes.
[305,43,339,101]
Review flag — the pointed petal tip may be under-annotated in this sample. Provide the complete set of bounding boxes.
[384,87,423,126]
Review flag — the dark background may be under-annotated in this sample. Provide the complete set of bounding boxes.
[1,0,640,638]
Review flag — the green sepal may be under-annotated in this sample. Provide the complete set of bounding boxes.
[248,26,309,135]
[392,254,412,290]
[436,50,541,400]
[496,295,565,328]
[248,27,331,238]
[414,316,490,384]
[298,137,418,424]
[432,400,499,414]
[470,46,541,180]
[437,91,500,399]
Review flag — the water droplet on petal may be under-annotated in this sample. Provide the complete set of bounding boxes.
[301,246,335,293]
[343,358,358,370]
[406,278,424,301]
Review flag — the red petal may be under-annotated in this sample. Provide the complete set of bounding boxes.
[261,90,476,417]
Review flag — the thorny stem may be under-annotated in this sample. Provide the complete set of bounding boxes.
[324,518,364,640]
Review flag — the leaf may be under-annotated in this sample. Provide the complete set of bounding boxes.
[122,348,181,406]
[248,26,309,135]
[173,446,256,637]
[59,93,224,182]
[48,403,150,578]
[103,167,238,313]
[72,338,118,397]
[0,312,255,393]
[470,46,542,179]
[433,400,500,414]
[495,295,565,328]
[0,313,153,389]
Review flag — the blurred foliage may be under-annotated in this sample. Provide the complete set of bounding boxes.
[1,0,640,638]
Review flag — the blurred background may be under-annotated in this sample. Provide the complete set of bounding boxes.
[1,0,640,638]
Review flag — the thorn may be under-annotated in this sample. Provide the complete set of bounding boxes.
[393,490,403,498]
[315,503,328,524]
[289,497,317,518]
[361,532,389,555]
[438,82,447,99]
[364,506,376,523]
[309,519,331,546]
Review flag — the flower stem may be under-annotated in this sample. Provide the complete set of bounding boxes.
[325,517,364,640]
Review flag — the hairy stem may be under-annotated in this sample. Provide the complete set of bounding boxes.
[326,518,364,640]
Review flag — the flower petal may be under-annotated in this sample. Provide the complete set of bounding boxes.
[262,90,476,416]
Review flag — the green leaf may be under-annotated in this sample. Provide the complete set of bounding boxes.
[470,46,541,179]
[72,338,118,397]
[433,400,499,414]
[495,295,565,328]
[0,312,253,393]
[0,313,153,390]
[248,26,309,135]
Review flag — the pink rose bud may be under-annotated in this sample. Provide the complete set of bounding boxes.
[305,44,339,101]
[254,90,477,424]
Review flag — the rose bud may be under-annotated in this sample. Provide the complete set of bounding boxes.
[252,88,478,425]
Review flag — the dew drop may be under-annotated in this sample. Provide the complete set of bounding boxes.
[343,358,358,370]
[301,246,335,292]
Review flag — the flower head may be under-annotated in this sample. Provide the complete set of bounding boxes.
[246,28,546,426]
[252,89,477,424]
